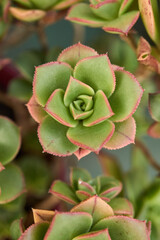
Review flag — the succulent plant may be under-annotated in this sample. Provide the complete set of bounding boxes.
[10,0,82,22]
[148,92,160,138]
[27,43,143,159]
[50,167,123,204]
[66,0,139,35]
[18,196,151,240]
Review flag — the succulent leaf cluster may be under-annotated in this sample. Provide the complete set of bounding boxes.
[18,195,151,240]
[50,167,123,205]
[66,0,140,35]
[27,43,143,159]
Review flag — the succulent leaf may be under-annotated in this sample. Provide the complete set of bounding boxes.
[148,92,160,122]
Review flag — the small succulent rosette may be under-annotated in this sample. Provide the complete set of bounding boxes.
[27,43,143,159]
[50,167,124,205]
[10,0,82,22]
[66,0,140,35]
[148,92,160,138]
[18,196,151,239]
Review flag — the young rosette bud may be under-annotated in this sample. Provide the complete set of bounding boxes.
[27,43,143,159]
[49,167,123,205]
[66,0,140,35]
[10,0,82,22]
[19,196,151,240]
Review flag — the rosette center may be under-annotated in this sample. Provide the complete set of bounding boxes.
[69,95,94,120]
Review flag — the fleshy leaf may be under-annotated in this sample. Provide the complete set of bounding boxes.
[54,0,82,10]
[93,216,150,240]
[70,103,93,120]
[90,0,120,20]
[9,7,46,22]
[70,167,91,190]
[45,89,77,127]
[83,90,114,127]
[103,11,139,35]
[33,62,72,106]
[76,190,92,201]
[38,116,78,156]
[71,196,114,225]
[67,120,115,152]
[148,92,160,122]
[33,209,55,223]
[44,212,92,240]
[26,95,47,123]
[138,0,160,44]
[0,116,21,166]
[109,69,143,122]
[73,229,111,240]
[30,0,58,10]
[74,55,115,98]
[109,198,134,217]
[98,176,122,200]
[49,180,79,205]
[19,222,49,240]
[119,0,134,15]
[13,0,33,8]
[10,219,24,240]
[58,42,98,68]
[0,164,26,204]
[148,122,160,138]
[78,180,96,195]
[64,76,94,107]
[66,3,107,27]
[105,117,136,150]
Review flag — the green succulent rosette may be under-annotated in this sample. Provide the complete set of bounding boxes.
[27,43,143,159]
[49,167,124,205]
[18,196,151,240]
[66,0,139,35]
[10,0,82,22]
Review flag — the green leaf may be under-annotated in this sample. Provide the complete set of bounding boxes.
[49,180,79,205]
[93,216,150,240]
[90,0,120,20]
[58,42,98,68]
[12,0,33,8]
[44,212,92,240]
[109,198,134,217]
[8,78,32,102]
[119,0,134,15]
[19,222,49,240]
[70,167,91,190]
[74,55,115,98]
[0,164,25,204]
[83,90,114,127]
[109,69,143,122]
[9,7,46,22]
[34,62,72,106]
[45,89,77,127]
[105,117,136,150]
[54,0,82,10]
[66,3,107,27]
[149,92,160,122]
[30,0,58,10]
[38,116,78,156]
[10,219,24,240]
[103,11,139,35]
[64,76,94,107]
[67,120,114,152]
[0,116,21,166]
[71,196,114,225]
[73,229,111,240]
